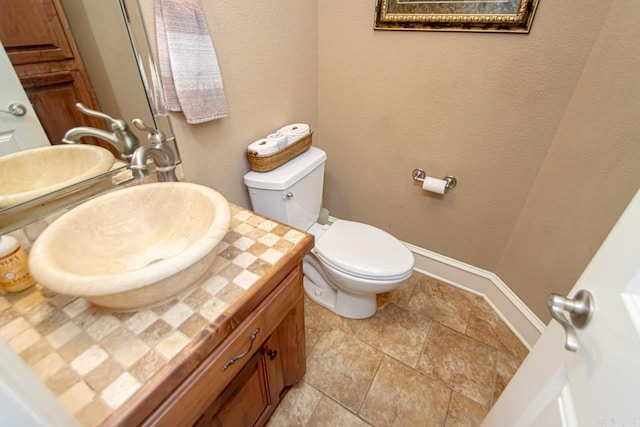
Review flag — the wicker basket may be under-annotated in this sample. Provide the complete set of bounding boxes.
[246,132,312,172]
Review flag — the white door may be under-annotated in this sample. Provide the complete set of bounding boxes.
[0,41,50,156]
[483,188,640,426]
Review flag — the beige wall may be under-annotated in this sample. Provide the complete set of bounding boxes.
[60,0,153,126]
[158,0,639,321]
[317,0,613,272]
[159,1,318,206]
[495,0,640,318]
[316,0,640,320]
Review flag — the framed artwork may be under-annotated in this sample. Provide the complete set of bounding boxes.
[374,0,540,33]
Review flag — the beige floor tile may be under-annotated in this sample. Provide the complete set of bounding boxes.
[304,296,365,355]
[304,301,329,356]
[304,296,365,336]
[267,381,323,427]
[276,271,530,426]
[492,351,521,405]
[359,355,451,427]
[466,299,529,362]
[356,302,432,367]
[418,323,497,408]
[445,391,488,427]
[408,276,481,333]
[377,271,421,309]
[304,329,383,412]
[307,396,371,427]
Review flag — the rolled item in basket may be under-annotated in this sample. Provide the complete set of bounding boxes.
[266,132,289,150]
[278,123,311,145]
[247,137,279,156]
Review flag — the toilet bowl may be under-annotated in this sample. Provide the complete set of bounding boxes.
[303,220,414,318]
[244,147,414,319]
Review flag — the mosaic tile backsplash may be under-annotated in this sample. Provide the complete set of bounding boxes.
[0,204,307,426]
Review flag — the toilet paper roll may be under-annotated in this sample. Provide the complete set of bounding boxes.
[422,177,448,194]
[247,137,279,156]
[266,132,289,150]
[278,123,311,145]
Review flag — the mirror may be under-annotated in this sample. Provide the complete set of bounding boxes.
[0,0,177,225]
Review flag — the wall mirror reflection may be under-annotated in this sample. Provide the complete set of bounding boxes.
[0,0,177,216]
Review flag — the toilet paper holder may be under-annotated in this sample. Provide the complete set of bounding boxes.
[412,168,457,192]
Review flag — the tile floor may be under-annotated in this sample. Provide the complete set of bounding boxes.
[268,272,529,427]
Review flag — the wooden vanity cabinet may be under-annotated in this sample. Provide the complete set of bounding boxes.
[140,265,306,427]
[195,328,285,426]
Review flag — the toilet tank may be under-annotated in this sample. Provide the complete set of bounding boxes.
[244,147,327,231]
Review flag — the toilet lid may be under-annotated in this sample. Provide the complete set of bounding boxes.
[314,220,414,280]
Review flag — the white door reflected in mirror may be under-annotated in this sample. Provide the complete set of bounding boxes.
[0,42,50,157]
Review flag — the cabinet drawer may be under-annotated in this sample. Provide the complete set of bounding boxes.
[194,334,281,427]
[144,266,302,426]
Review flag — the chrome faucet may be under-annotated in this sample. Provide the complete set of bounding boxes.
[61,103,140,161]
[129,119,178,182]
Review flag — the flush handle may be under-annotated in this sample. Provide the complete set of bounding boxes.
[547,289,594,352]
[282,192,294,200]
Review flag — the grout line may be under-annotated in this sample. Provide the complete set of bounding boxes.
[300,380,325,425]
[406,272,422,305]
[354,351,384,417]
[417,317,434,368]
[323,392,375,426]
[442,387,455,427]
[488,354,500,411]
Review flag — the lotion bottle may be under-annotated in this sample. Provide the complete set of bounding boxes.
[0,235,36,292]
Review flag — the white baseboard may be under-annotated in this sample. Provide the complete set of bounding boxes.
[404,242,546,349]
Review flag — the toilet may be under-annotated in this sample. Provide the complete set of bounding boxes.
[243,147,414,319]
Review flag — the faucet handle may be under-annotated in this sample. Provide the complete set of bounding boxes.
[132,118,167,144]
[75,103,124,131]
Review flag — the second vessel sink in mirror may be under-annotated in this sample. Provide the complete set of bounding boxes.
[0,145,115,209]
[29,182,231,311]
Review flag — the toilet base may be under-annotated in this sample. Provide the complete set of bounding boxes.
[303,276,377,320]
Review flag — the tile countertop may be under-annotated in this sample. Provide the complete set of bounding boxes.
[0,204,313,427]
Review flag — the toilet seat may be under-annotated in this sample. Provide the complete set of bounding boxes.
[313,220,414,281]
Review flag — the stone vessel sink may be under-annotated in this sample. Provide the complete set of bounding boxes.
[0,145,115,208]
[29,182,231,310]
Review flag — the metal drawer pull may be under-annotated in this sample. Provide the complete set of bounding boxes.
[222,328,260,371]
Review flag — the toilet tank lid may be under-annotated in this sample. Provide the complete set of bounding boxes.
[243,147,327,190]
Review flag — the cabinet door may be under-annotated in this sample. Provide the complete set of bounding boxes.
[21,71,118,155]
[0,0,106,152]
[0,0,73,65]
[195,335,284,427]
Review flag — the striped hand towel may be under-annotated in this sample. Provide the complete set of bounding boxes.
[156,0,229,124]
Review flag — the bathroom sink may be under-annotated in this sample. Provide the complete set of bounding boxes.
[29,182,231,310]
[0,144,115,208]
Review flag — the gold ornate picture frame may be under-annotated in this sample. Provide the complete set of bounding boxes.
[374,0,540,33]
